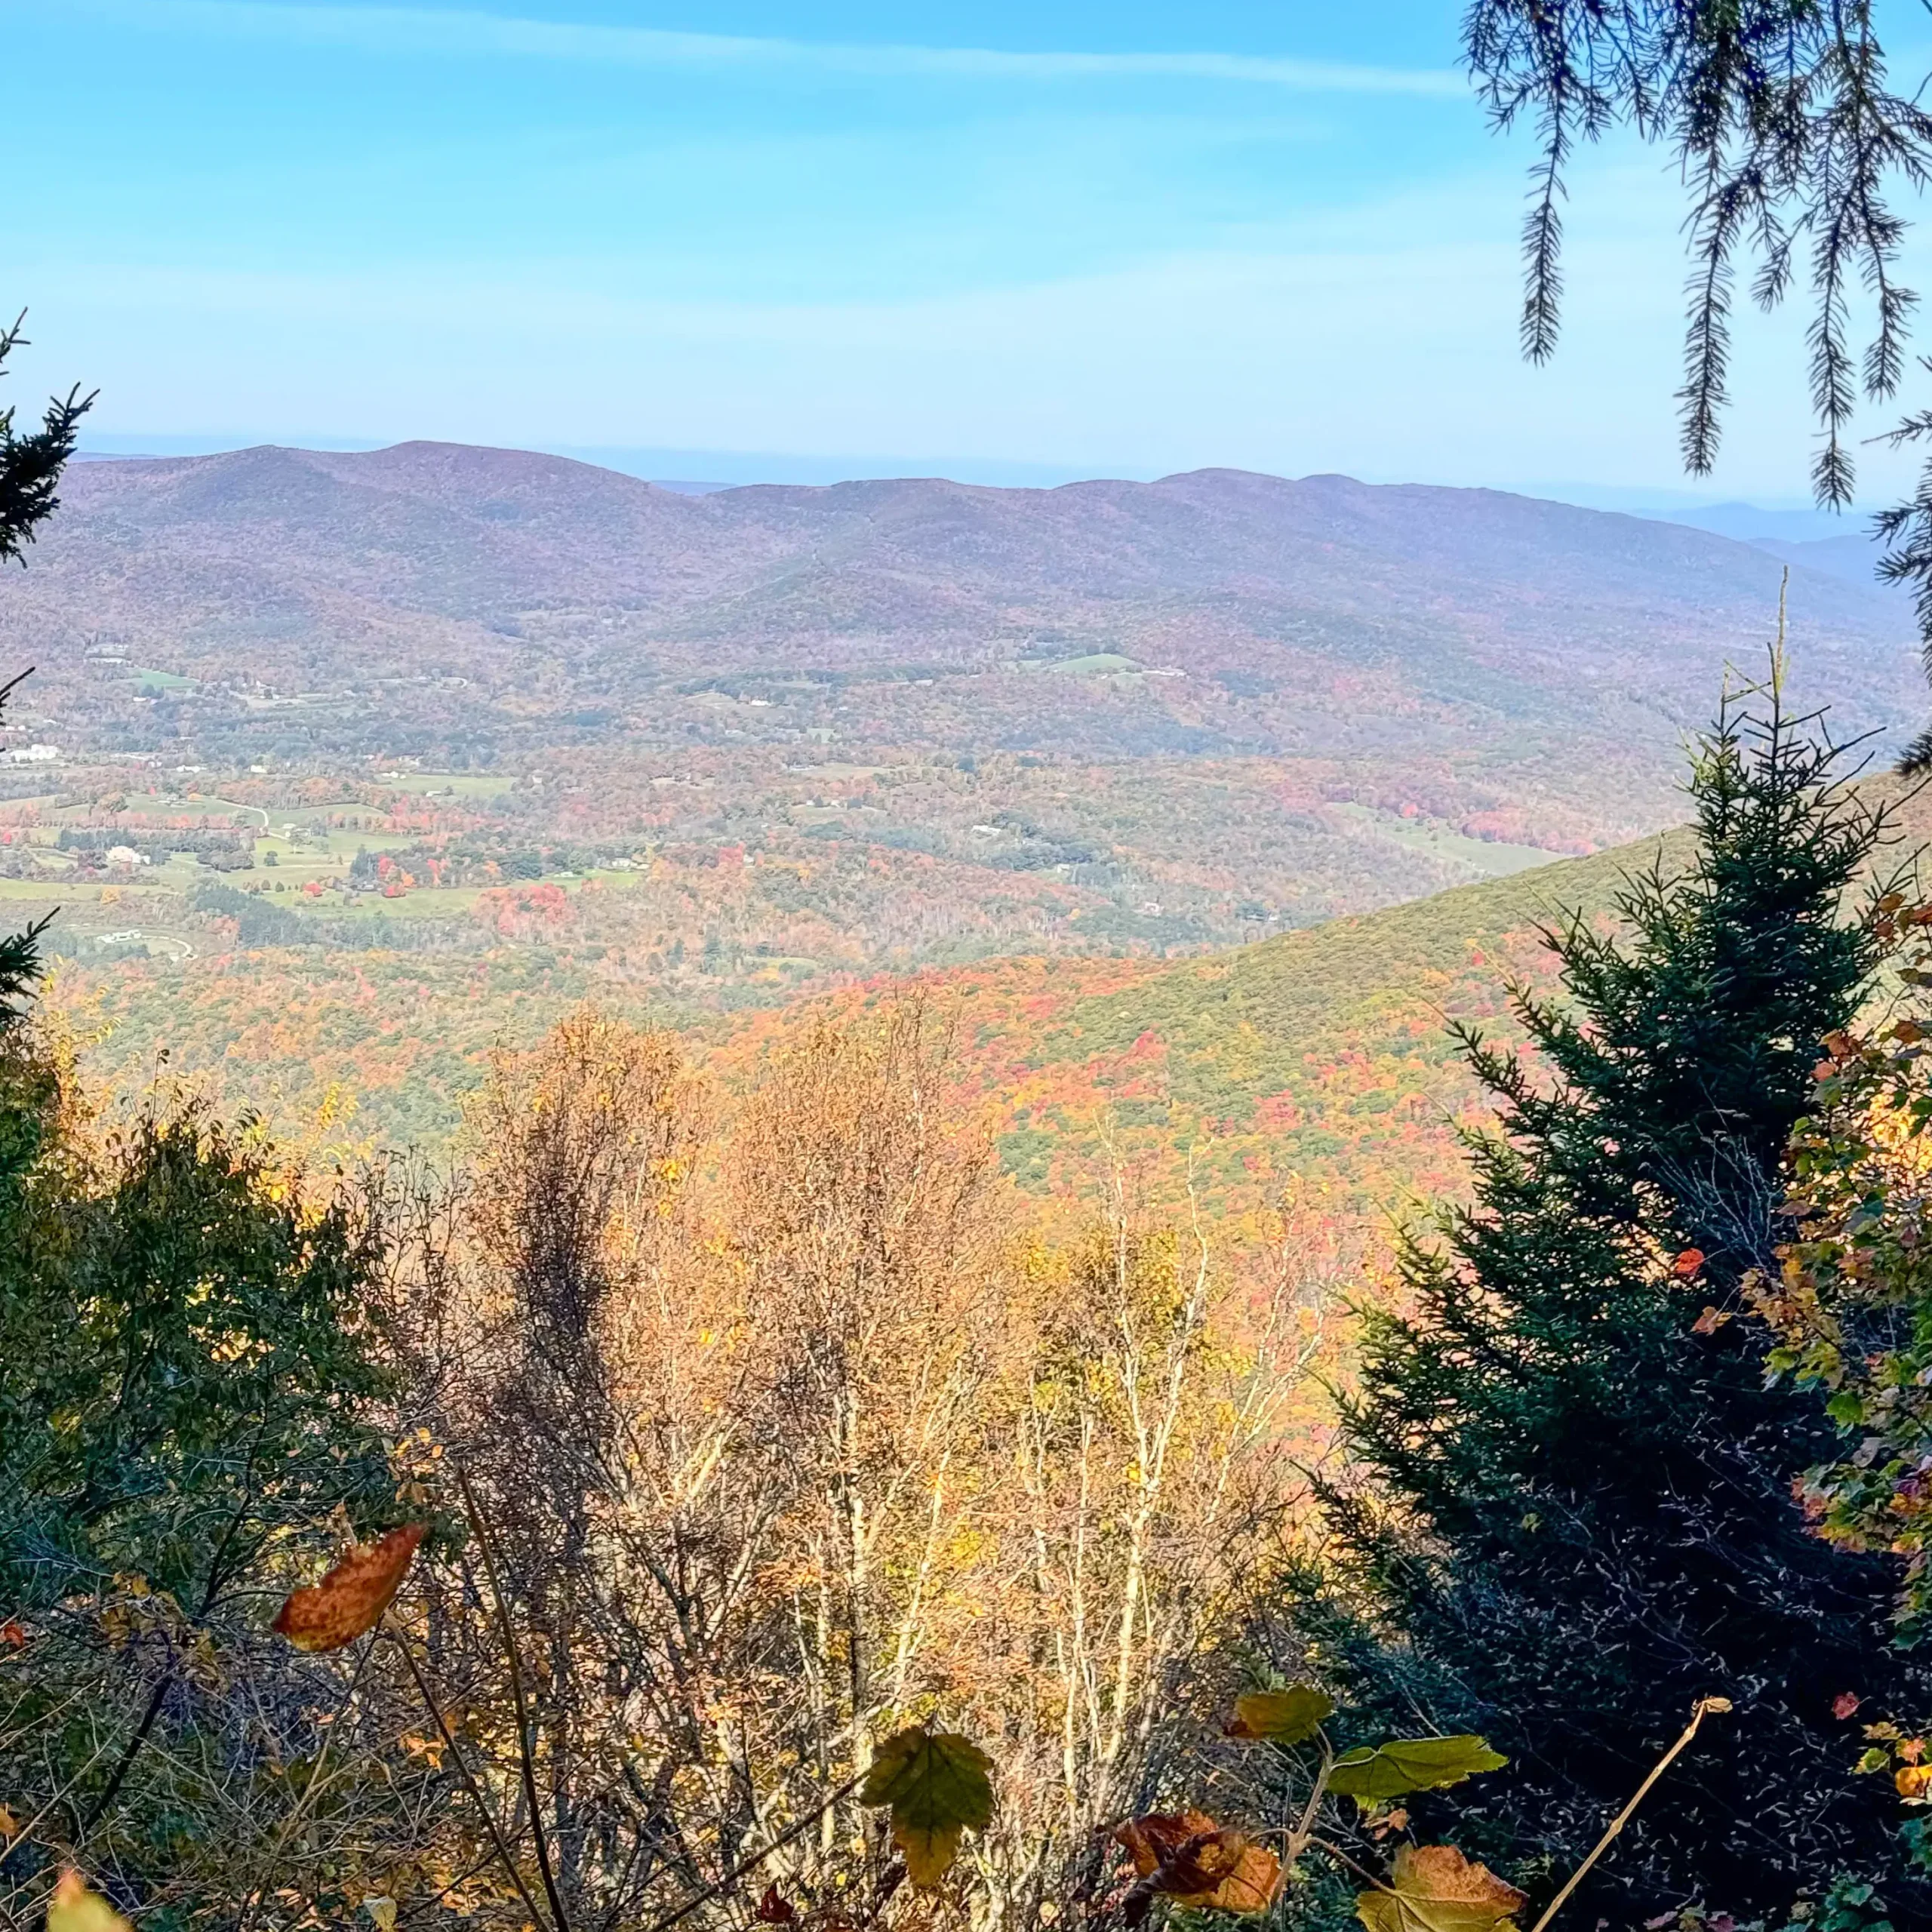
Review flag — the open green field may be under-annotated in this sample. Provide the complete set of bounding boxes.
[1330,803,1573,879]
[376,771,522,799]
[321,885,487,920]
[1038,652,1142,675]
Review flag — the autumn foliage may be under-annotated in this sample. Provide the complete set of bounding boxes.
[0,995,1334,1929]
[365,997,1339,1927]
[270,1524,425,1654]
[16,688,1932,1931]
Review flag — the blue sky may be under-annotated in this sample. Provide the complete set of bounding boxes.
[8,0,1932,500]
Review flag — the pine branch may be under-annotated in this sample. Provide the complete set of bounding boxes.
[0,315,93,565]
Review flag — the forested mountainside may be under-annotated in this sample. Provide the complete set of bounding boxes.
[19,453,1932,1932]
[6,436,1919,1208]
[54,821,1693,1206]
[0,441,1919,970]
[29,0,1932,1915]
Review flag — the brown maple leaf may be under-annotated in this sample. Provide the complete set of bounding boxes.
[1115,1810,1280,1919]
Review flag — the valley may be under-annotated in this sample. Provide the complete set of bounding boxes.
[23,13,1932,1924]
[2,440,1921,1186]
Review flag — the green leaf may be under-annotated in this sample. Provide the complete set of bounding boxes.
[1828,1390,1866,1426]
[1227,1684,1335,1743]
[1328,1737,1506,1803]
[860,1725,995,1888]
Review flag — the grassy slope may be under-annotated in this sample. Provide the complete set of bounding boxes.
[715,832,1694,1219]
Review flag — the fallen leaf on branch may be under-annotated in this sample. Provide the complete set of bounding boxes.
[1354,1844,1526,1932]
[272,1524,426,1653]
[755,1884,797,1924]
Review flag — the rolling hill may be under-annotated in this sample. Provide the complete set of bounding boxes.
[8,440,1927,1152]
[719,828,1700,1217]
[1,441,1922,966]
[5,444,1919,819]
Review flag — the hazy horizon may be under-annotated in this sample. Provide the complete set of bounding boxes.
[62,431,1870,532]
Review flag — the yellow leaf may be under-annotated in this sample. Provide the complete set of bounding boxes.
[365,1898,398,1931]
[892,1814,964,1889]
[47,1871,134,1932]
[1227,1685,1334,1744]
[272,1524,426,1653]
[1355,1844,1527,1932]
[1182,1833,1280,1915]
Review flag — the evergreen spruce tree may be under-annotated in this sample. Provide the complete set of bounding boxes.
[0,312,88,570]
[0,312,88,1033]
[1321,669,1932,1924]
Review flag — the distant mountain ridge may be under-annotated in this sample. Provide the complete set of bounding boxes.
[4,441,1922,857]
[14,445,1927,1176]
[24,441,1912,661]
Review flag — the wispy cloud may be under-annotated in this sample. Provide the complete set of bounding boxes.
[79,0,1466,97]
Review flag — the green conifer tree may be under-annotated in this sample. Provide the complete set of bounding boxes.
[1321,669,1932,1923]
[0,313,88,1030]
